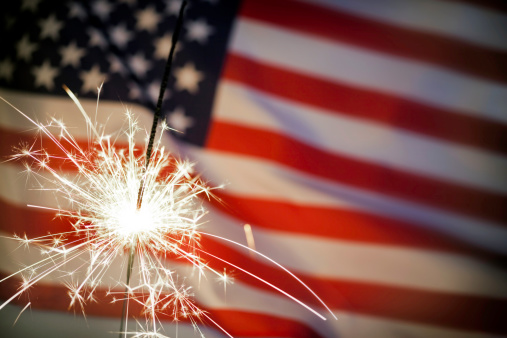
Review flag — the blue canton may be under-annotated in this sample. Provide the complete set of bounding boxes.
[0,0,241,146]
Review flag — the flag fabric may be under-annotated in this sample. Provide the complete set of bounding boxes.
[1,0,507,337]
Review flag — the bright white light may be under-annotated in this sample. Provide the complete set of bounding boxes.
[116,206,153,239]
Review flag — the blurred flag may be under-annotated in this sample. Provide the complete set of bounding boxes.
[1,0,507,337]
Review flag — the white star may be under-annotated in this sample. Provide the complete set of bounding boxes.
[59,42,85,67]
[147,81,170,104]
[128,53,151,78]
[110,24,132,49]
[167,107,194,134]
[108,55,126,75]
[92,0,113,21]
[16,35,38,62]
[39,15,63,40]
[88,28,107,48]
[136,6,161,32]
[153,33,182,60]
[80,65,106,93]
[185,19,214,44]
[21,0,40,11]
[0,59,15,82]
[68,3,87,20]
[173,62,204,94]
[32,60,59,90]
[166,0,182,15]
[128,82,141,100]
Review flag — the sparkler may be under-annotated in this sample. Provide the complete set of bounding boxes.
[0,91,335,336]
[1,92,222,336]
[120,1,189,336]
[0,1,336,336]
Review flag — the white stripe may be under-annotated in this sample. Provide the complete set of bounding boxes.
[0,305,494,338]
[0,163,73,210]
[230,19,507,124]
[299,0,507,51]
[0,304,227,338]
[181,146,507,255]
[215,81,507,193]
[0,88,156,143]
[204,207,507,297]
[0,236,498,338]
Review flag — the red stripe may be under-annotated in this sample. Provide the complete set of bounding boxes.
[1,171,504,269]
[0,126,129,162]
[1,189,505,271]
[0,126,182,177]
[448,0,507,13]
[0,275,323,338]
[240,0,507,83]
[1,203,506,333]
[320,279,507,335]
[223,53,507,155]
[206,121,507,226]
[197,237,507,335]
[209,192,507,265]
[0,200,74,238]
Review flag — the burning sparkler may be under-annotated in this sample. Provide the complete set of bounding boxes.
[0,89,334,337]
[0,89,224,335]
[0,1,335,336]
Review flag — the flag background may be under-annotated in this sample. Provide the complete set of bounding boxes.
[1,0,507,337]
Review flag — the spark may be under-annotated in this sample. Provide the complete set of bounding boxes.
[243,224,256,259]
[13,302,31,326]
[0,93,335,337]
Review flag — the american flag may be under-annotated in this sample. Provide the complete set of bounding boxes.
[1,0,506,337]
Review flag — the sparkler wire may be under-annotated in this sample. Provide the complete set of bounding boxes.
[120,1,188,336]
[137,0,188,209]
[119,245,137,337]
